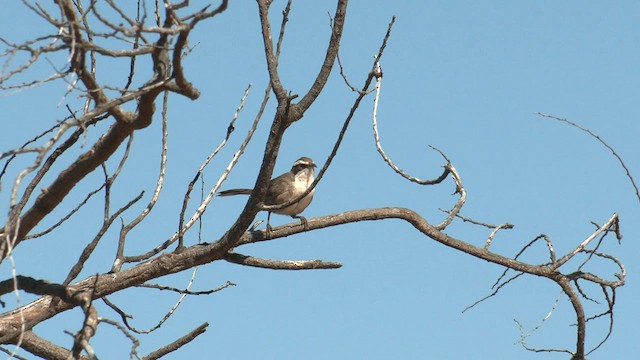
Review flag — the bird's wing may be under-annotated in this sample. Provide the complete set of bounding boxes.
[265,172,295,206]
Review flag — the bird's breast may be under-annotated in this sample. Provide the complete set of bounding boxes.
[275,171,314,215]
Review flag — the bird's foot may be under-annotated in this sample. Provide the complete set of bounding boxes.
[295,215,309,231]
[265,223,272,239]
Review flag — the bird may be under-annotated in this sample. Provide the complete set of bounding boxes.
[217,157,317,236]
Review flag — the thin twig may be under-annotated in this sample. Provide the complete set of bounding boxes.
[536,112,640,204]
[98,317,141,359]
[136,281,236,295]
[142,323,208,360]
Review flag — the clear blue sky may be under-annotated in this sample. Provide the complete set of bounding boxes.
[1,1,639,359]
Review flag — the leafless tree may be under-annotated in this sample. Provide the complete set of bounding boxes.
[0,1,627,359]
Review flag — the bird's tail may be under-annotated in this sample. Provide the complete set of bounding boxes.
[217,189,253,196]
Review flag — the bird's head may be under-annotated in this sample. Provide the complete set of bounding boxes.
[291,157,316,174]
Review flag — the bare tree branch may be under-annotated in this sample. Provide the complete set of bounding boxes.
[136,280,236,295]
[224,252,342,270]
[537,112,640,204]
[142,322,208,360]
[7,331,87,360]
[294,0,348,116]
[98,318,141,359]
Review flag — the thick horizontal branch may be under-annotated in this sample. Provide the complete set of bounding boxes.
[0,275,76,302]
[236,207,554,276]
[0,207,615,344]
[7,331,87,360]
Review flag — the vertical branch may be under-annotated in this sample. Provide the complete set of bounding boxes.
[294,0,348,116]
[256,0,287,100]
[112,93,169,271]
[557,277,586,360]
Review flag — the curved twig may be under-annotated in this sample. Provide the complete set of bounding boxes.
[371,60,452,185]
[536,112,640,204]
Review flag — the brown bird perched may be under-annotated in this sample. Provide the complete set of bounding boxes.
[218,157,316,235]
